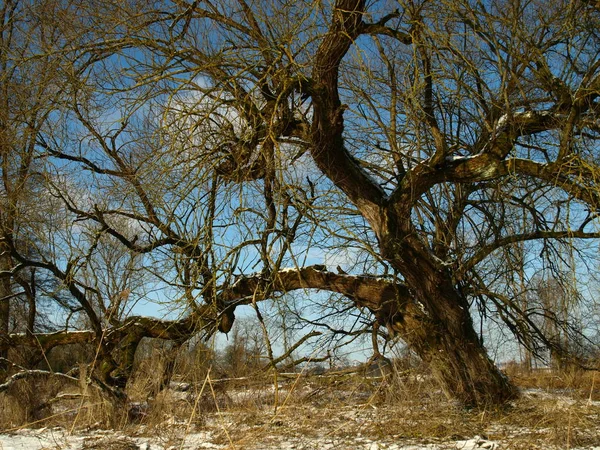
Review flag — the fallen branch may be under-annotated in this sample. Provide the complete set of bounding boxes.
[0,369,79,393]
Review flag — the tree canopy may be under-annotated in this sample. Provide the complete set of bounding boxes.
[2,0,600,408]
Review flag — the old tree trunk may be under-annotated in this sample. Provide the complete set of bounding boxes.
[308,0,518,407]
[382,231,518,406]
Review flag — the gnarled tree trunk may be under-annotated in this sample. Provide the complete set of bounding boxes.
[381,229,518,406]
[392,291,517,406]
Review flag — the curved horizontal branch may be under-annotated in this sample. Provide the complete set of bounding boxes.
[4,263,417,369]
[218,265,412,329]
[508,157,600,209]
[5,266,415,351]
[458,229,600,279]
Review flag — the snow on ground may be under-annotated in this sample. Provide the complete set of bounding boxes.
[0,428,221,450]
[2,378,600,449]
[0,428,506,450]
[1,432,598,450]
[2,415,598,450]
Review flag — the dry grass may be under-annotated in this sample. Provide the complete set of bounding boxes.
[213,364,600,449]
[0,365,122,432]
[1,361,600,449]
[506,364,600,400]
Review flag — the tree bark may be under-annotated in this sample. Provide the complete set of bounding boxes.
[381,229,518,406]
[391,287,518,406]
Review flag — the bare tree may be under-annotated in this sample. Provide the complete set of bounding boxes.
[4,0,600,409]
[0,0,75,369]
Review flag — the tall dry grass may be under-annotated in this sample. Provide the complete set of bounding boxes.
[1,355,599,450]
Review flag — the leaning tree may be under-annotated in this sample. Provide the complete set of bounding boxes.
[4,0,600,408]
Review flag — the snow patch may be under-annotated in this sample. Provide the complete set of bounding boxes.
[455,435,498,449]
[445,155,478,163]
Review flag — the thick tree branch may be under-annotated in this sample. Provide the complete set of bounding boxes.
[388,104,599,214]
[508,157,600,209]
[3,330,95,353]
[310,0,387,229]
[218,265,412,329]
[3,267,413,371]
[359,9,412,44]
